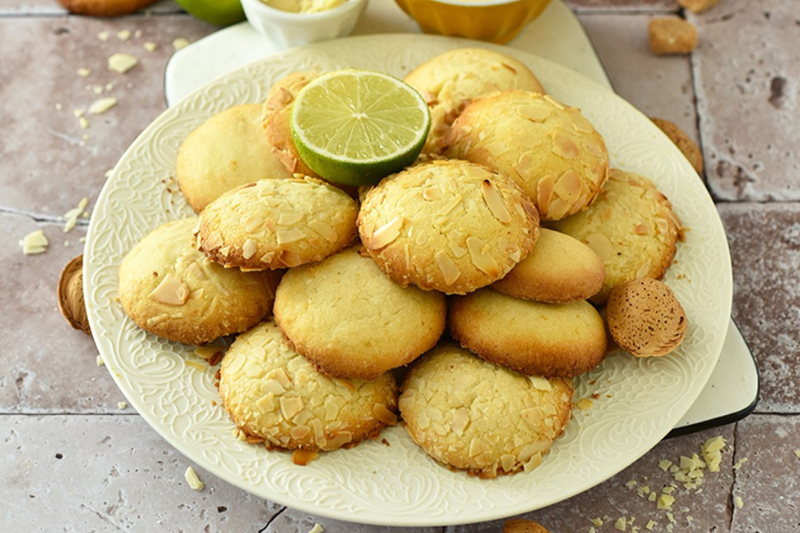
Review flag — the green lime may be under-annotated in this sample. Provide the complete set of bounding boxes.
[174,0,245,26]
[290,69,431,187]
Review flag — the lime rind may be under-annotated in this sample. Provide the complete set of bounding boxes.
[291,69,431,186]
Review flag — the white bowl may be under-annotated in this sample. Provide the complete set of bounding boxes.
[242,0,369,48]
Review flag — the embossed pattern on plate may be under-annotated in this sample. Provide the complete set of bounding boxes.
[83,34,732,527]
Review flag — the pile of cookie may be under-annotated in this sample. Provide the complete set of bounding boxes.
[118,48,688,479]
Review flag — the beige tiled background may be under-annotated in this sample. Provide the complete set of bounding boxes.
[1,0,799,531]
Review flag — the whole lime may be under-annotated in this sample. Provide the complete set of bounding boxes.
[174,0,245,26]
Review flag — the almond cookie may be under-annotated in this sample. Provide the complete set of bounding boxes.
[177,104,293,213]
[219,320,398,452]
[358,159,539,295]
[118,218,276,345]
[449,289,607,378]
[194,176,358,270]
[651,117,704,174]
[446,90,609,221]
[404,48,545,155]
[549,168,682,305]
[399,342,573,479]
[606,277,688,357]
[262,71,321,177]
[503,520,552,533]
[492,227,605,303]
[273,246,446,380]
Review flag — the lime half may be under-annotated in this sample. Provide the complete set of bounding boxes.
[291,69,431,187]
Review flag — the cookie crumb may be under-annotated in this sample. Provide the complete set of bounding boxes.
[576,398,594,410]
[20,230,49,255]
[172,37,191,50]
[117,401,127,409]
[97,30,109,41]
[734,495,744,508]
[117,29,132,41]
[307,524,324,533]
[96,355,105,366]
[184,466,205,491]
[648,17,698,55]
[108,53,138,74]
[677,0,723,13]
[144,41,157,52]
[77,67,91,77]
[63,197,89,232]
[89,97,118,115]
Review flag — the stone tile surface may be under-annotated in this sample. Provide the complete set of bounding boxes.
[730,414,800,532]
[719,203,800,414]
[0,0,182,15]
[452,425,736,533]
[692,0,800,201]
[580,13,699,141]
[0,212,128,413]
[0,415,284,532]
[0,15,213,216]
[566,0,677,12]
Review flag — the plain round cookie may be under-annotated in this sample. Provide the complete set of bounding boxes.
[219,320,398,452]
[194,176,358,270]
[399,343,573,479]
[549,168,682,305]
[651,117,704,174]
[273,246,446,380]
[492,227,605,303]
[503,520,552,533]
[404,48,545,154]
[118,218,276,345]
[177,104,293,213]
[606,277,688,358]
[262,71,321,178]
[449,288,607,378]
[358,159,539,295]
[446,90,609,221]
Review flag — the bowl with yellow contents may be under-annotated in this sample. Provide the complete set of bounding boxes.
[242,0,368,48]
[394,0,552,44]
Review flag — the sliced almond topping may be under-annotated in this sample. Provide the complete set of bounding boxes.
[645,187,666,202]
[450,408,470,436]
[373,403,398,426]
[434,251,461,286]
[325,431,353,450]
[290,425,311,440]
[291,449,318,466]
[552,133,581,159]
[437,194,462,217]
[271,367,293,389]
[277,228,305,244]
[466,236,499,276]
[107,53,138,74]
[243,214,263,233]
[481,180,511,223]
[635,258,652,278]
[528,376,553,391]
[242,238,258,260]
[536,175,555,214]
[422,187,442,201]
[256,394,277,413]
[278,212,303,225]
[655,217,670,234]
[518,103,552,122]
[369,217,403,250]
[261,379,286,396]
[634,223,649,235]
[203,230,223,251]
[553,170,583,202]
[468,437,489,458]
[307,219,338,242]
[149,272,190,306]
[543,94,565,110]
[280,396,305,420]
[279,249,303,267]
[584,233,614,262]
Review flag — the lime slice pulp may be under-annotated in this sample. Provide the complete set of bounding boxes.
[290,69,431,186]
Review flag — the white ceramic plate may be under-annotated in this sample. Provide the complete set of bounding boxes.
[84,34,732,527]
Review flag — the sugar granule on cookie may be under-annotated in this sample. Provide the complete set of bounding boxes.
[648,17,698,55]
